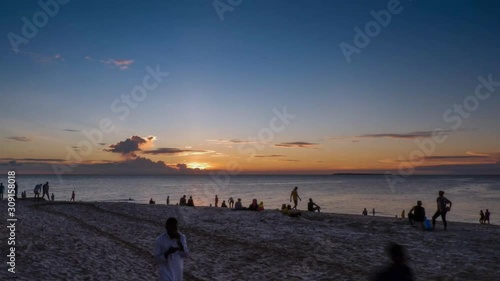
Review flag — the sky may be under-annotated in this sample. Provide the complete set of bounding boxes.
[0,0,499,175]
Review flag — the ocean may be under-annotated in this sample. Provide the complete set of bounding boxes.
[9,174,500,224]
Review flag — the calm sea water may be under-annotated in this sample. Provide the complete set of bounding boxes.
[8,174,500,224]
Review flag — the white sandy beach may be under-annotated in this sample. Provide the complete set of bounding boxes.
[1,200,499,281]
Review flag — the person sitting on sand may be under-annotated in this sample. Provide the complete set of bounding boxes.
[154,217,189,281]
[408,201,425,227]
[281,204,287,211]
[257,201,264,211]
[187,196,194,207]
[221,200,227,208]
[150,198,156,204]
[248,199,258,211]
[480,210,485,224]
[179,195,187,206]
[234,198,245,210]
[485,209,490,224]
[290,186,301,209]
[286,204,301,217]
[308,198,321,213]
[363,208,368,216]
[370,242,414,281]
[432,190,452,231]
[228,197,234,208]
[51,193,54,201]
[70,190,75,201]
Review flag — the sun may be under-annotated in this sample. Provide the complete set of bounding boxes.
[187,162,210,170]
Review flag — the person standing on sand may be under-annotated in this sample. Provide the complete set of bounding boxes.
[0,183,4,200]
[51,193,55,201]
[432,190,452,231]
[215,195,219,207]
[373,208,376,216]
[42,182,50,200]
[480,210,485,224]
[363,208,368,216]
[290,186,301,209]
[401,210,405,219]
[70,190,75,201]
[155,217,189,281]
[485,209,490,224]
[166,196,170,205]
[228,197,234,208]
[370,243,414,281]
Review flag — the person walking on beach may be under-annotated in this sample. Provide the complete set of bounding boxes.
[51,193,55,201]
[290,186,301,209]
[370,243,414,281]
[215,195,219,207]
[228,197,234,208]
[0,183,4,200]
[408,201,425,227]
[480,210,485,224]
[485,209,491,224]
[34,184,41,201]
[70,190,75,201]
[166,196,170,205]
[155,217,189,281]
[432,190,452,231]
[363,208,368,216]
[42,182,50,200]
[308,198,321,213]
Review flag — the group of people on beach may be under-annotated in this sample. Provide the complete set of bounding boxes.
[0,181,79,202]
[479,209,491,224]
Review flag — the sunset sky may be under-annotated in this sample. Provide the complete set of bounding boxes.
[1,0,499,175]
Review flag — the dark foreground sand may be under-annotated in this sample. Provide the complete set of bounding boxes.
[1,200,499,281]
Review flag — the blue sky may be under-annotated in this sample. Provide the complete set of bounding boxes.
[1,0,499,174]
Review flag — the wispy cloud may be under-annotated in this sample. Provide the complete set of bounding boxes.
[0,158,64,162]
[253,154,284,158]
[206,139,259,145]
[62,129,80,132]
[101,58,134,70]
[13,50,64,63]
[327,129,474,142]
[85,56,92,60]
[274,141,318,148]
[142,148,213,156]
[6,136,32,142]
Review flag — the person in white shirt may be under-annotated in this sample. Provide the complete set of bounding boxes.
[155,217,189,281]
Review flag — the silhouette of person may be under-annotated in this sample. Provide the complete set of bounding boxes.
[401,210,405,219]
[179,195,187,206]
[363,208,368,216]
[290,186,301,209]
[215,195,219,207]
[154,217,189,281]
[187,196,194,207]
[0,183,4,200]
[373,208,376,216]
[42,182,50,200]
[51,193,55,201]
[485,209,491,224]
[408,201,425,227]
[166,196,170,205]
[307,198,321,213]
[150,198,156,204]
[480,210,485,224]
[432,190,452,230]
[257,201,264,211]
[34,184,41,201]
[234,198,245,210]
[370,243,414,281]
[70,190,75,201]
[228,197,234,208]
[221,200,227,208]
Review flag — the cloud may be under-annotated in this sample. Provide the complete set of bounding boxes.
[379,153,497,165]
[6,136,32,142]
[253,154,284,158]
[14,50,64,63]
[274,141,318,148]
[101,58,134,70]
[85,56,92,60]
[327,129,474,142]
[142,148,213,156]
[0,158,65,162]
[105,135,155,156]
[278,159,299,162]
[63,129,80,132]
[206,139,259,145]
